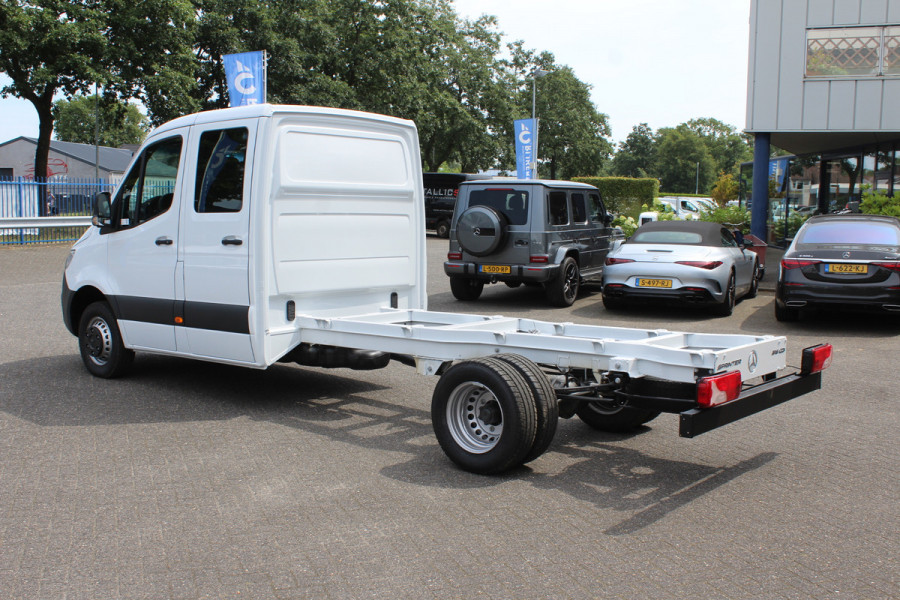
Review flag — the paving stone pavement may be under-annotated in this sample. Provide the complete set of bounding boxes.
[0,240,897,600]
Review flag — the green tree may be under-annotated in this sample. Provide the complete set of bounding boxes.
[683,117,752,176]
[0,0,197,200]
[654,125,716,193]
[506,45,611,178]
[53,95,149,146]
[0,0,105,194]
[611,123,657,178]
[710,171,739,204]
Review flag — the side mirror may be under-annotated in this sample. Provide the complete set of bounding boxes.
[92,192,111,227]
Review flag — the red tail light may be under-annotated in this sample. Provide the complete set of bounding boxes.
[447,252,462,260]
[782,259,820,270]
[697,371,742,408]
[873,261,900,273]
[801,344,833,375]
[605,257,635,266]
[530,255,549,263]
[676,261,723,270]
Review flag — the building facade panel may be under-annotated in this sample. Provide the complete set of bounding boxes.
[881,79,900,127]
[808,0,836,26]
[750,0,786,130]
[803,80,832,128]
[779,0,811,128]
[854,79,884,128]
[834,0,863,24]
[827,79,858,129]
[860,0,889,23]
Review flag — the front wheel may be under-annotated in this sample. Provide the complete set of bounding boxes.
[450,277,484,301]
[78,301,134,378]
[435,220,450,239]
[546,256,580,307]
[431,358,538,474]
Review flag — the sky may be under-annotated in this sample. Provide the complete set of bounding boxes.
[0,0,752,146]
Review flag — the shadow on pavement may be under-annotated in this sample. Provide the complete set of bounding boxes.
[2,352,778,535]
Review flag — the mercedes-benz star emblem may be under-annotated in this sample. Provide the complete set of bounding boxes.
[843,251,851,258]
[474,227,481,236]
[748,350,759,373]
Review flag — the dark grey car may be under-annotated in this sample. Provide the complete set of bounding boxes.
[443,179,624,306]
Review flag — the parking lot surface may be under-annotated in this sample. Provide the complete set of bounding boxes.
[0,237,898,599]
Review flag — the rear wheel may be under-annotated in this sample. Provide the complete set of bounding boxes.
[435,220,450,239]
[575,403,661,432]
[775,301,800,322]
[432,358,538,474]
[714,272,736,316]
[602,294,626,311]
[78,301,134,378]
[490,354,558,463]
[450,277,484,301]
[746,260,759,298]
[546,256,580,307]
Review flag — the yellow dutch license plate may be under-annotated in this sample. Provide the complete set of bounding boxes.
[637,278,672,288]
[826,263,867,274]
[480,264,511,274]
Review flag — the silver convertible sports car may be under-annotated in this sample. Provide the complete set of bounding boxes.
[601,221,760,316]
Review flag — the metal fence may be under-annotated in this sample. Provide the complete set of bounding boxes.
[0,177,115,245]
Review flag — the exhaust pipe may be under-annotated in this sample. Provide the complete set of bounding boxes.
[786,301,807,308]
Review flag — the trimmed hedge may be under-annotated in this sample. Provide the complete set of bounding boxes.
[572,177,659,218]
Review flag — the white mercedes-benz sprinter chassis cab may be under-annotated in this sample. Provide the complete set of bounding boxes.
[61,104,832,475]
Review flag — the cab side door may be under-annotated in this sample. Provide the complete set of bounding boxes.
[105,134,185,352]
[177,121,257,363]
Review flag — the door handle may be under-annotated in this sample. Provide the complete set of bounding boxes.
[155,237,173,246]
[222,236,243,246]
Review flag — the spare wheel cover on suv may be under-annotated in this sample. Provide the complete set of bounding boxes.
[457,205,508,257]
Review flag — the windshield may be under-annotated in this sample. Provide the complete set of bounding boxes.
[468,188,529,225]
[797,221,900,246]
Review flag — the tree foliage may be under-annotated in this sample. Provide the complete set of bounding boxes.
[53,95,149,146]
[654,125,717,193]
[610,123,656,178]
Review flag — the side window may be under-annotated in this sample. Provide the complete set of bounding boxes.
[114,136,182,228]
[571,193,587,223]
[195,128,248,213]
[721,228,738,247]
[548,191,569,225]
[588,193,606,223]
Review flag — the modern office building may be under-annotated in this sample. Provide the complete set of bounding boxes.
[744,0,900,242]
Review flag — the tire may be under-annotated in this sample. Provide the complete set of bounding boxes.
[746,259,759,299]
[78,301,134,378]
[450,276,484,301]
[435,220,450,239]
[456,206,508,257]
[602,294,625,311]
[490,354,558,464]
[546,256,580,307]
[713,272,736,317]
[775,301,800,322]
[431,358,538,474]
[575,376,673,432]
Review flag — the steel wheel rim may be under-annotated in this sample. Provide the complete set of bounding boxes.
[84,316,113,365]
[446,381,503,454]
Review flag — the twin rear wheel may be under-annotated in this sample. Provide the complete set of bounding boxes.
[431,354,661,474]
[431,355,557,475]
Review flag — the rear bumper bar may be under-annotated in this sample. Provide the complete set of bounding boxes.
[678,371,822,438]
